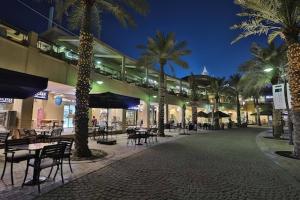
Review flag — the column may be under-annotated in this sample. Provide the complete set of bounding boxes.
[19,98,34,129]
[122,109,127,133]
[165,104,169,123]
[146,102,150,128]
[121,56,125,81]
[182,104,186,128]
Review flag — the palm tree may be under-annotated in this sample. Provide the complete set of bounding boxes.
[138,31,191,136]
[231,0,300,156]
[209,77,226,129]
[228,73,242,127]
[54,0,149,157]
[239,43,287,138]
[189,74,198,128]
[239,78,262,126]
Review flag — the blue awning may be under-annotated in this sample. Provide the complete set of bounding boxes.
[0,68,48,99]
[89,92,140,109]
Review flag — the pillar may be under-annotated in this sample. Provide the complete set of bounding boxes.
[165,104,169,123]
[19,98,34,129]
[122,109,127,133]
[146,102,150,128]
[182,104,186,128]
[28,31,38,47]
[121,56,125,81]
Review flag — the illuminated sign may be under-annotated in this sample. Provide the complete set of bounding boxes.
[0,98,14,104]
[34,91,48,100]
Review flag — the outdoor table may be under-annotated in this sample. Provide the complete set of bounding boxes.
[135,129,148,145]
[35,129,50,135]
[15,142,54,186]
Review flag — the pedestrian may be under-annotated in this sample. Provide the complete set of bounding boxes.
[91,116,97,127]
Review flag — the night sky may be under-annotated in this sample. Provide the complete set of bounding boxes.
[1,0,266,78]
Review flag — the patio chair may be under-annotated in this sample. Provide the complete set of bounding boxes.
[0,131,9,148]
[45,128,63,140]
[1,138,33,185]
[23,129,37,143]
[22,143,66,193]
[148,128,158,143]
[126,129,138,145]
[58,138,74,173]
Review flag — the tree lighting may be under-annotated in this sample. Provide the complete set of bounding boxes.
[263,68,273,73]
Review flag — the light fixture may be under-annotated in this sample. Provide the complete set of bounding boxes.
[263,68,273,73]
[96,81,104,85]
[96,60,101,65]
[153,95,157,98]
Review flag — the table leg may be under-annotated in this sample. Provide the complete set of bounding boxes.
[24,149,46,186]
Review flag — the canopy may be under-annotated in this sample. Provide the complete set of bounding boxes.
[89,92,140,109]
[208,111,230,118]
[197,111,209,118]
[0,68,48,99]
[251,110,273,116]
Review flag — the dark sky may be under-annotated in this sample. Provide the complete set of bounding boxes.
[0,0,266,78]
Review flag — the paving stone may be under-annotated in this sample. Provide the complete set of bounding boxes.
[33,128,300,200]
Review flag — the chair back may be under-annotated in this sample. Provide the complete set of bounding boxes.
[0,132,9,143]
[5,138,30,152]
[23,129,37,137]
[50,128,63,137]
[40,143,66,160]
[58,138,74,154]
[126,129,136,135]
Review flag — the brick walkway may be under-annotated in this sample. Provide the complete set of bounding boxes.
[35,128,300,200]
[0,130,186,200]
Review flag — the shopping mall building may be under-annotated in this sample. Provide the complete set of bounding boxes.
[0,21,270,132]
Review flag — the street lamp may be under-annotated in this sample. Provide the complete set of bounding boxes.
[263,67,273,72]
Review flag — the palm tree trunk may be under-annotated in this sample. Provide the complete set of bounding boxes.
[236,92,241,126]
[287,42,300,156]
[272,104,283,138]
[158,63,165,136]
[74,1,93,157]
[255,98,261,126]
[214,96,220,129]
[191,103,197,127]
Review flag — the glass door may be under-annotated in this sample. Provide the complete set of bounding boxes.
[63,105,75,128]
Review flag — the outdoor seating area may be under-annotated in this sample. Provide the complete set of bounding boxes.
[126,127,159,146]
[0,129,74,193]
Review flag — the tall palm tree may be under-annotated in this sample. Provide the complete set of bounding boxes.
[54,0,149,157]
[228,73,242,126]
[239,43,287,137]
[209,77,226,129]
[138,31,191,136]
[231,0,300,156]
[239,78,262,126]
[189,74,198,127]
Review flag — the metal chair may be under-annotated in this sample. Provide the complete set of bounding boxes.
[126,129,138,145]
[0,131,9,148]
[1,138,33,185]
[58,138,74,173]
[22,143,66,193]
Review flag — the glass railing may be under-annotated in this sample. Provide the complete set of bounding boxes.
[35,35,189,98]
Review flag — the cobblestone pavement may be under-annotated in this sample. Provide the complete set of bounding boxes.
[36,128,300,200]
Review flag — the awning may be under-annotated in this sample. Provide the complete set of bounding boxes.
[251,110,273,116]
[89,92,140,109]
[197,111,209,118]
[0,68,48,99]
[208,111,230,118]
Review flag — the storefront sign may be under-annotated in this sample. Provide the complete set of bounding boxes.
[0,98,13,104]
[34,91,48,100]
[272,84,286,110]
